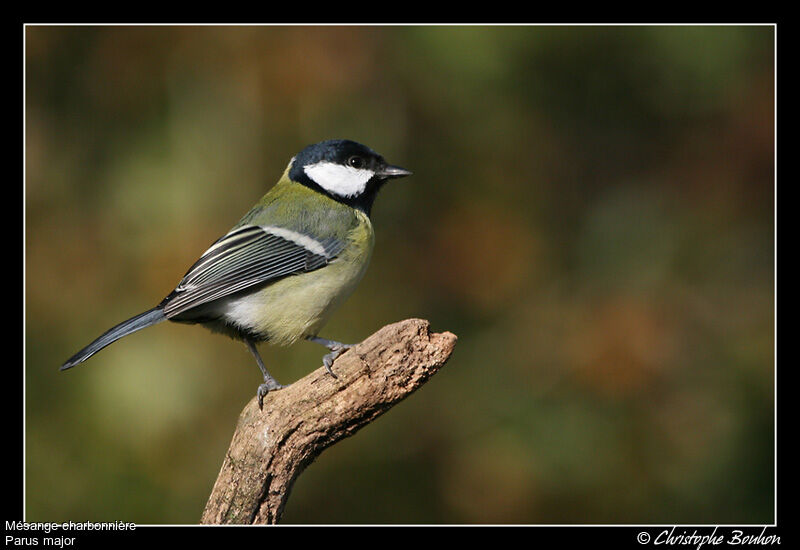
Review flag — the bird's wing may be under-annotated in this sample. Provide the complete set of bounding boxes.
[162,224,346,318]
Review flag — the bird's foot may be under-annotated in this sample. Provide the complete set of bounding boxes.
[321,344,354,378]
[257,377,285,410]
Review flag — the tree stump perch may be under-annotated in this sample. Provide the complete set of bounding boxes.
[201,318,457,524]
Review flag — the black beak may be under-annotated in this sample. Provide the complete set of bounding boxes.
[378,164,413,179]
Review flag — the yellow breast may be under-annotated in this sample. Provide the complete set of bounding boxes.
[221,211,374,345]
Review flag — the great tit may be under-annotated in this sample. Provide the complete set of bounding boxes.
[60,139,412,408]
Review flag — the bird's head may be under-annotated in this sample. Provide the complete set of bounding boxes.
[289,139,412,215]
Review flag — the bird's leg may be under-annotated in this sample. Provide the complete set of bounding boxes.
[306,336,355,379]
[245,340,285,410]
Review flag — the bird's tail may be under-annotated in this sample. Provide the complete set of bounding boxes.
[60,307,167,371]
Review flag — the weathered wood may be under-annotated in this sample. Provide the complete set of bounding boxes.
[201,318,457,524]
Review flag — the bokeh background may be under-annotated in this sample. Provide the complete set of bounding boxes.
[25,25,774,524]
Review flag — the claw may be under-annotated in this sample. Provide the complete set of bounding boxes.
[322,350,342,378]
[306,336,354,380]
[257,379,285,410]
[246,340,286,410]
[322,344,354,378]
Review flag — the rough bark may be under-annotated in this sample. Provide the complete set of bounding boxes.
[201,318,457,524]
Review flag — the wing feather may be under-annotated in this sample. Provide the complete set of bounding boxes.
[162,225,345,318]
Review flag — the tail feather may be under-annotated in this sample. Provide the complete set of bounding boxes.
[60,307,167,371]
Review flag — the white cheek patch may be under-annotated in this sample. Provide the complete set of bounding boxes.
[304,161,373,198]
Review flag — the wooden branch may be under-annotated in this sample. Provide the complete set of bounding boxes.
[201,318,458,524]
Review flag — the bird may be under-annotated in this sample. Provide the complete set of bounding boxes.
[60,139,412,408]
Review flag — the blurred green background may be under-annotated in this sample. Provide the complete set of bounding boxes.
[25,25,774,524]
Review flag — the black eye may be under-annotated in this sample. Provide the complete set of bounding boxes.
[347,156,365,169]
